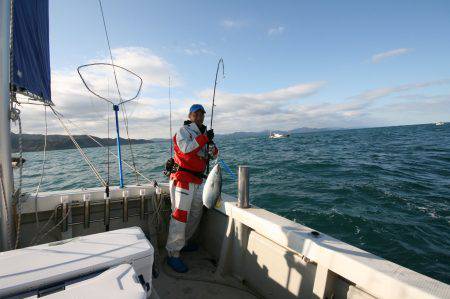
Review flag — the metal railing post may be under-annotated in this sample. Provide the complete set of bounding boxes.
[139,189,146,220]
[104,193,110,230]
[83,194,90,229]
[237,166,250,208]
[122,190,129,222]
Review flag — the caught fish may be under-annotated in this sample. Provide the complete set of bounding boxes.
[203,163,222,209]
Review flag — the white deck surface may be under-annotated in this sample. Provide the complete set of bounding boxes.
[0,227,153,298]
[153,246,258,299]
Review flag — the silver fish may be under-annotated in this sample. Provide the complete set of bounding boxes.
[202,163,222,209]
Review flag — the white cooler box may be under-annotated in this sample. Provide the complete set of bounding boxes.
[0,227,154,298]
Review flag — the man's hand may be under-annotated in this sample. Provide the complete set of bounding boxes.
[208,143,216,157]
[163,157,175,177]
[206,129,214,141]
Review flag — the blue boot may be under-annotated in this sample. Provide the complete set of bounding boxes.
[181,243,199,252]
[167,257,188,273]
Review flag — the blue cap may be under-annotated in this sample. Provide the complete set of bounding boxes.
[189,104,206,113]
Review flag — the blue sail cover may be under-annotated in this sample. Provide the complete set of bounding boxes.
[11,0,52,103]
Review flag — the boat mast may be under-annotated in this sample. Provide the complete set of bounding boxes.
[0,0,14,250]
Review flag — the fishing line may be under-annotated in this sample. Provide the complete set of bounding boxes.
[218,159,236,180]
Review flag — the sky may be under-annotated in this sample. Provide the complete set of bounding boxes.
[18,0,450,139]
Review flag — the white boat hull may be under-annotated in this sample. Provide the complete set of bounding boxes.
[7,185,450,298]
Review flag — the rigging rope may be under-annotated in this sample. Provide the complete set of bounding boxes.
[50,106,107,187]
[33,105,48,227]
[98,0,140,186]
[31,205,71,246]
[121,103,140,185]
[0,174,12,249]
[52,108,156,186]
[107,101,110,194]
[28,208,56,246]
[9,100,24,249]
[14,105,23,249]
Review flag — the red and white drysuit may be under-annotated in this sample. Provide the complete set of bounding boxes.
[166,121,218,257]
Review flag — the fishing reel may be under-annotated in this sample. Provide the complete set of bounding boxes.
[163,158,177,177]
[207,142,217,160]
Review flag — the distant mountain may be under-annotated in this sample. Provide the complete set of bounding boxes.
[11,126,343,152]
[287,127,342,134]
[11,133,153,153]
[221,127,343,138]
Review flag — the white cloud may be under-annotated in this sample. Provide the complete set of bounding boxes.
[194,81,328,132]
[18,47,179,138]
[268,26,285,36]
[183,43,215,56]
[197,81,325,113]
[350,79,450,101]
[220,19,245,29]
[369,94,450,125]
[109,47,179,88]
[16,46,450,140]
[371,48,413,63]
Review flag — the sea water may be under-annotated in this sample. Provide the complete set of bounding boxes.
[17,123,450,283]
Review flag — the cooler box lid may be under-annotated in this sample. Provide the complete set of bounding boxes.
[44,264,147,299]
[0,227,153,297]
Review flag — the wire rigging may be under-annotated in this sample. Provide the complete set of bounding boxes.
[52,108,156,185]
[10,100,25,249]
[50,106,107,187]
[97,0,141,187]
[33,104,48,228]
[106,78,111,193]
[106,101,110,194]
[98,0,122,103]
[121,104,140,185]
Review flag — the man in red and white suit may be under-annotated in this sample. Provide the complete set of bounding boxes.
[166,104,218,273]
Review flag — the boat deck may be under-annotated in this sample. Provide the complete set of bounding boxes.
[153,246,258,299]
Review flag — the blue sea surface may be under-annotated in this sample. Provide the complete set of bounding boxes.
[17,124,450,283]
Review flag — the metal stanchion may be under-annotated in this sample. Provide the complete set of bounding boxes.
[237,166,250,208]
[104,193,110,230]
[83,194,91,229]
[139,189,146,220]
[123,190,129,222]
[62,202,69,232]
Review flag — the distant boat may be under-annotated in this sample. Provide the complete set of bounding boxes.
[435,122,445,126]
[269,131,290,139]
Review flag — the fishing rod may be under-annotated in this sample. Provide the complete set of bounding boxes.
[210,58,224,129]
[169,76,173,157]
[163,76,176,178]
[207,58,225,173]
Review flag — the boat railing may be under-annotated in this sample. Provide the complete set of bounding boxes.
[16,178,450,299]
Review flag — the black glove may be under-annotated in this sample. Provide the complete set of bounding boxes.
[206,129,214,141]
[163,158,175,176]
